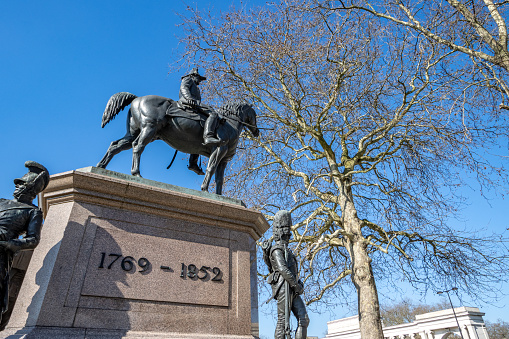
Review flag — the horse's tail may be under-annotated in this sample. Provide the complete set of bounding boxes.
[101,92,138,128]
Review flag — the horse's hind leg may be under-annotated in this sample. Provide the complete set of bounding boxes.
[97,133,135,168]
[131,125,157,177]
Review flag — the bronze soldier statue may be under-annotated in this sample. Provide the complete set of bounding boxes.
[263,210,309,339]
[178,68,222,175]
[0,161,49,329]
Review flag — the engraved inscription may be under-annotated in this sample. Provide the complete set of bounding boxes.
[98,252,152,272]
[97,253,223,282]
[81,226,229,307]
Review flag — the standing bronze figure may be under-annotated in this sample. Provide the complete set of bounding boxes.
[97,69,259,195]
[0,161,49,329]
[263,210,309,339]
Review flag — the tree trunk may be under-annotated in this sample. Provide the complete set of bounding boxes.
[340,177,384,338]
[349,233,383,338]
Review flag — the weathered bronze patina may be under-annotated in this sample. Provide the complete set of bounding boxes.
[97,68,259,195]
[0,161,49,329]
[263,210,309,339]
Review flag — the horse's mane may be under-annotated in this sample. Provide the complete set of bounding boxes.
[217,101,248,118]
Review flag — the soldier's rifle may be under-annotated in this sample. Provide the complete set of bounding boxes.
[284,242,292,339]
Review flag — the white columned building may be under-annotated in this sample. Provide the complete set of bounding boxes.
[324,307,489,339]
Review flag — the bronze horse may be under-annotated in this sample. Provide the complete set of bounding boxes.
[97,92,259,195]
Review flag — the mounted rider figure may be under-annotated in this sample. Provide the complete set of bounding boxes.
[178,68,221,146]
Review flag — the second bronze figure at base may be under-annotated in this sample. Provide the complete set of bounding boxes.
[263,210,309,339]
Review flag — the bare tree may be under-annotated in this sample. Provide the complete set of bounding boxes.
[178,1,509,338]
[380,298,450,326]
[324,0,509,109]
[486,319,509,339]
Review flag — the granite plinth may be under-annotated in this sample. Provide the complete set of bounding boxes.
[2,168,269,339]
[0,326,259,338]
[76,166,245,208]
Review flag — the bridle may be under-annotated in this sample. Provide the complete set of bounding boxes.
[223,105,271,131]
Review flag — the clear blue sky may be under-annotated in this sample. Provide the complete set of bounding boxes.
[0,1,507,338]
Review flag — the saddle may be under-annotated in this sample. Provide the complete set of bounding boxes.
[165,100,206,122]
[165,100,226,128]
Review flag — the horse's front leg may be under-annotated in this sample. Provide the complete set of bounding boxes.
[131,125,156,177]
[214,160,228,195]
[201,146,227,193]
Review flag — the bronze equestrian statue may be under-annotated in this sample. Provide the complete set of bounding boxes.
[0,161,49,329]
[96,69,259,195]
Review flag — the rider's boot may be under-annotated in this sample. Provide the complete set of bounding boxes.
[203,113,221,145]
[188,154,205,175]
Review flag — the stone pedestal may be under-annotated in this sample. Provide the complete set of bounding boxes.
[2,167,269,338]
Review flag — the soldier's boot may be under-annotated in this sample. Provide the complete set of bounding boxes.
[274,319,286,339]
[188,154,205,175]
[203,113,221,145]
[295,326,307,339]
[295,312,309,339]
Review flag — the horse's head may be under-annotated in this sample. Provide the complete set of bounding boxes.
[240,103,259,137]
[219,101,260,138]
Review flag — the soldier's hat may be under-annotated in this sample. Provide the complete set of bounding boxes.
[274,210,292,229]
[182,67,207,81]
[14,161,50,194]
[272,210,292,241]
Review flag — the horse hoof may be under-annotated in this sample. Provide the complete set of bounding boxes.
[188,164,205,176]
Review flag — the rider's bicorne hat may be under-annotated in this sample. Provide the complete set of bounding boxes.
[182,67,207,81]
